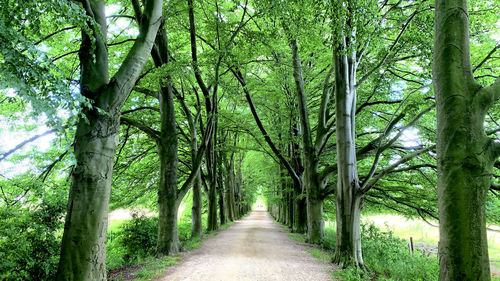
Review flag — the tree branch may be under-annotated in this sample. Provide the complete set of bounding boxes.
[476,76,500,111]
[120,116,160,141]
[357,7,421,87]
[109,0,163,108]
[187,0,211,100]
[0,129,56,162]
[473,44,499,73]
[121,106,159,115]
[176,115,214,201]
[360,145,434,194]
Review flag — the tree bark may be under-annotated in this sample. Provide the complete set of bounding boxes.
[434,0,499,279]
[225,153,236,221]
[57,111,118,281]
[218,169,227,225]
[157,195,181,255]
[191,171,203,238]
[156,79,181,255]
[293,188,307,233]
[207,178,218,231]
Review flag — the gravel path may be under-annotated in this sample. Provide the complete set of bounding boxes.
[158,209,334,281]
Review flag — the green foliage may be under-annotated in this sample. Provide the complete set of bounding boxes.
[0,0,92,128]
[329,224,439,281]
[107,214,158,267]
[0,188,66,281]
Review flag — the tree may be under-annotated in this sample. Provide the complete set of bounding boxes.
[433,0,500,279]
[55,0,163,279]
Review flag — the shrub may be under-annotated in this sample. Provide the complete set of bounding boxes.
[328,223,439,281]
[118,214,158,262]
[0,192,66,281]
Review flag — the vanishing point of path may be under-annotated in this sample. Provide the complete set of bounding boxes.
[159,209,334,281]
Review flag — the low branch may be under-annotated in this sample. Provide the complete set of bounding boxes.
[494,141,500,158]
[360,145,434,194]
[0,129,56,162]
[356,100,403,115]
[121,106,159,115]
[38,150,69,182]
[33,26,77,46]
[120,117,160,141]
[473,44,499,73]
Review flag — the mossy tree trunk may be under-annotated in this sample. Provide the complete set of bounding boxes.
[224,151,236,221]
[56,0,163,279]
[156,72,181,255]
[434,0,500,279]
[191,171,203,237]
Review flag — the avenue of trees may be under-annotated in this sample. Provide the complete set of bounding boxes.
[0,0,498,280]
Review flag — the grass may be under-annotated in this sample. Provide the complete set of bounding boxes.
[306,247,332,263]
[132,255,180,281]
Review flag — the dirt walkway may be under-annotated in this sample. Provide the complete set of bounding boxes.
[159,209,334,281]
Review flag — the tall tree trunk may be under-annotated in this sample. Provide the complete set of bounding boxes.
[147,20,183,256]
[293,193,307,233]
[57,112,118,281]
[291,120,307,234]
[434,0,499,279]
[156,77,181,255]
[290,39,324,243]
[56,0,162,279]
[218,172,227,225]
[205,125,218,231]
[332,37,365,268]
[207,176,218,231]
[225,153,236,221]
[191,171,203,237]
[190,112,203,238]
[288,187,294,228]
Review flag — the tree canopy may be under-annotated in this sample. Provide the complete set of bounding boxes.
[0,0,498,280]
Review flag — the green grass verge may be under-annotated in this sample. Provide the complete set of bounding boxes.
[132,255,180,281]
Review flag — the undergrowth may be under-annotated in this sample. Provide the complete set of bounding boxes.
[282,222,439,281]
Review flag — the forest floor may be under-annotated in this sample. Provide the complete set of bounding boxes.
[157,209,335,281]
